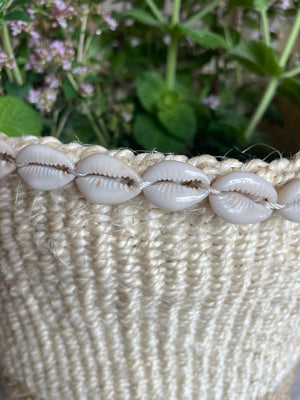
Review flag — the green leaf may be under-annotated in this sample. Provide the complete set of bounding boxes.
[243,15,261,30]
[0,96,42,136]
[179,25,228,49]
[5,10,31,22]
[0,11,3,29]
[86,37,101,58]
[218,89,235,107]
[123,8,161,26]
[253,0,274,11]
[62,111,99,145]
[12,0,34,6]
[133,113,187,153]
[278,78,300,106]
[228,0,254,8]
[222,27,241,48]
[157,103,196,142]
[194,50,215,68]
[5,81,31,100]
[136,71,167,112]
[206,120,242,153]
[63,80,77,100]
[230,40,282,77]
[157,90,180,110]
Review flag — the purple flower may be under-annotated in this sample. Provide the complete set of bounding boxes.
[72,66,91,75]
[50,40,66,57]
[7,20,34,36]
[28,86,59,113]
[277,0,292,9]
[122,112,132,122]
[80,83,94,96]
[50,0,76,28]
[53,0,67,11]
[102,12,118,31]
[27,7,35,20]
[26,38,74,73]
[0,50,15,70]
[202,95,220,110]
[45,75,60,89]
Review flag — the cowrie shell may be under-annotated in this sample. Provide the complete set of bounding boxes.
[142,160,210,211]
[209,171,277,224]
[76,153,142,204]
[16,144,75,190]
[278,179,300,222]
[0,138,16,179]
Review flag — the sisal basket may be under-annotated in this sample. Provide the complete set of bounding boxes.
[0,132,300,400]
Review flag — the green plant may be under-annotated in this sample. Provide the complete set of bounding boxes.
[0,0,299,158]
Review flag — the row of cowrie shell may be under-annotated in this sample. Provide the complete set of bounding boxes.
[0,138,300,224]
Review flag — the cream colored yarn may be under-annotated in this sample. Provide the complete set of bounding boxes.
[0,132,300,400]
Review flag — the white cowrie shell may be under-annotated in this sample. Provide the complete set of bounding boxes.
[278,179,300,222]
[209,171,277,224]
[0,138,16,179]
[16,144,75,190]
[142,160,210,211]
[76,153,142,204]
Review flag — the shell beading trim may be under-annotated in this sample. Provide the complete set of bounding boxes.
[1,137,300,224]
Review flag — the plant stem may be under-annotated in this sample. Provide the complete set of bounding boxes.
[66,72,107,145]
[283,65,300,78]
[84,36,93,57]
[244,78,278,140]
[224,26,242,86]
[5,67,13,82]
[172,0,181,26]
[244,9,300,140]
[67,72,79,91]
[186,0,223,26]
[3,0,13,10]
[261,9,270,47]
[1,22,23,86]
[82,103,107,146]
[166,0,181,90]
[166,36,179,90]
[279,9,300,68]
[98,117,110,141]
[77,5,88,63]
[145,0,165,23]
[54,109,71,138]
[51,108,60,136]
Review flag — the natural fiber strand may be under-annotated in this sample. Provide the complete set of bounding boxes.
[0,133,300,399]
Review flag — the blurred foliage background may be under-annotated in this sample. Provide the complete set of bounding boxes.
[0,0,300,161]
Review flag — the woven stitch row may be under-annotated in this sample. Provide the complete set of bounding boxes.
[1,136,300,224]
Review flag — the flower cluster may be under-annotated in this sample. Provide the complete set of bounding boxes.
[28,87,58,112]
[7,20,34,37]
[72,66,92,76]
[79,83,94,97]
[203,95,220,110]
[0,50,15,71]
[49,0,76,29]
[101,12,118,31]
[27,75,61,113]
[26,39,75,73]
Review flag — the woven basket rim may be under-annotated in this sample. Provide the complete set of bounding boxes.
[2,131,300,188]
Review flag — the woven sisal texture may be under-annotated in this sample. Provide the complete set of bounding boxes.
[260,366,297,399]
[1,365,297,400]
[0,133,300,400]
